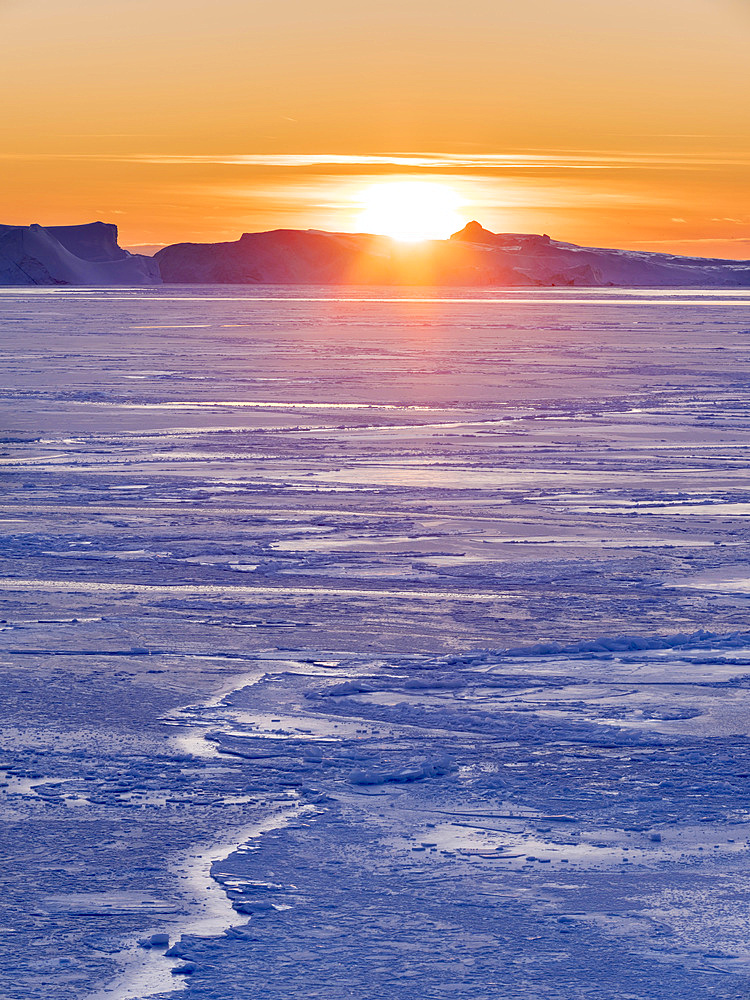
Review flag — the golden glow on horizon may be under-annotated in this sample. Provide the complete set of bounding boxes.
[356,181,466,242]
[0,0,748,256]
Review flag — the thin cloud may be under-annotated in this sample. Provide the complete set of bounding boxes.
[1,151,749,170]
[635,237,750,245]
[127,152,750,170]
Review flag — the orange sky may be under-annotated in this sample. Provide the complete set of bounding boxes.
[1,0,749,257]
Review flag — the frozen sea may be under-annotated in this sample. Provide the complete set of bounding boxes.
[3,286,750,999]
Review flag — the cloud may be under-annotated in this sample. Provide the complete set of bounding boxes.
[125,152,750,171]
[2,151,748,172]
[635,237,750,245]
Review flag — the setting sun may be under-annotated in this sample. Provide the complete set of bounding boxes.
[356,180,466,242]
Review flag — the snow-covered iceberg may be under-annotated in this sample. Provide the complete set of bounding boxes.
[450,220,750,287]
[0,221,161,286]
[155,221,750,287]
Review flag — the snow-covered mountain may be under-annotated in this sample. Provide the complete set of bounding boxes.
[155,220,750,286]
[0,222,161,286]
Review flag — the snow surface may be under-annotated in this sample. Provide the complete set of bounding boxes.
[2,286,750,998]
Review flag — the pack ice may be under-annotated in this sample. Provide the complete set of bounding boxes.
[2,286,750,1000]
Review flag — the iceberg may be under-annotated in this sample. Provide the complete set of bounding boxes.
[155,220,750,287]
[7,217,747,287]
[450,220,750,287]
[0,221,161,286]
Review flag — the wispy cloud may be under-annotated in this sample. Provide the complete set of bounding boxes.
[120,152,750,170]
[635,237,750,245]
[2,151,749,170]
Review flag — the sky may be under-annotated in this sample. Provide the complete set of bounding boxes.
[1,0,749,256]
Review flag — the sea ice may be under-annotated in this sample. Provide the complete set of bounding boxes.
[1,287,750,999]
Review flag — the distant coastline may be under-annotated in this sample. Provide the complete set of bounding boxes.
[2,219,749,288]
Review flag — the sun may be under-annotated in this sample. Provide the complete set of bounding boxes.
[355,180,466,242]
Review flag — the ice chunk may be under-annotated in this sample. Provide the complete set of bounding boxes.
[349,755,453,786]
